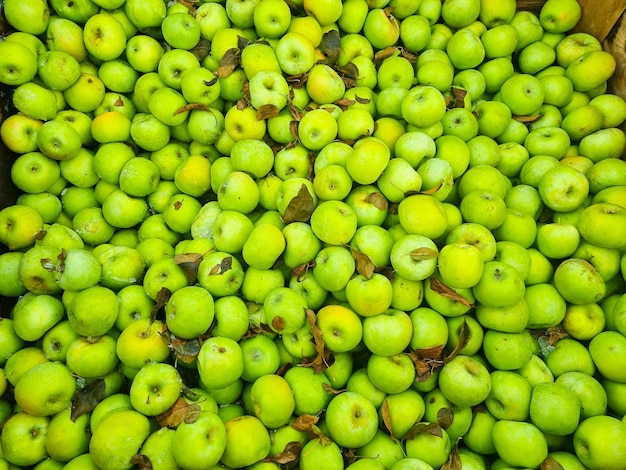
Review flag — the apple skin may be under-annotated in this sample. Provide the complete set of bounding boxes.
[0,412,50,467]
[573,415,626,469]
[89,409,152,470]
[325,391,379,449]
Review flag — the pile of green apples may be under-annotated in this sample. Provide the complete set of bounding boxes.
[1,0,626,467]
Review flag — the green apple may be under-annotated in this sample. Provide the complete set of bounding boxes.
[589,331,626,383]
[409,307,449,351]
[115,317,170,369]
[405,427,452,469]
[197,251,245,297]
[439,354,491,407]
[485,369,532,421]
[12,292,64,342]
[492,420,548,468]
[523,283,567,330]
[300,439,344,470]
[529,381,581,436]
[129,362,182,416]
[165,285,215,339]
[401,86,447,129]
[0,40,39,86]
[0,412,49,467]
[240,334,281,382]
[0,113,42,155]
[242,223,286,270]
[573,415,626,470]
[310,200,358,246]
[250,373,295,428]
[313,245,356,292]
[197,335,243,390]
[325,391,379,449]
[362,309,412,356]
[283,365,333,415]
[263,286,308,334]
[172,411,226,470]
[556,371,607,419]
[545,336,596,378]
[483,330,533,370]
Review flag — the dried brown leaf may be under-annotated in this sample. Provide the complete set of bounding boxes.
[217,48,240,79]
[282,184,315,223]
[174,200,183,210]
[71,378,106,422]
[174,103,210,115]
[513,114,543,124]
[174,251,210,285]
[429,277,475,308]
[541,457,565,470]
[351,248,376,280]
[322,383,344,395]
[209,256,233,276]
[190,38,210,62]
[420,180,444,196]
[292,260,316,280]
[365,191,388,211]
[256,104,281,120]
[171,337,203,364]
[292,414,320,432]
[405,422,443,440]
[409,247,439,261]
[151,287,172,322]
[407,345,445,381]
[334,98,357,109]
[265,441,302,465]
[444,318,470,364]
[374,46,400,65]
[322,29,341,65]
[381,398,396,440]
[156,398,201,428]
[130,455,152,470]
[300,308,333,373]
[437,407,455,430]
[441,444,462,470]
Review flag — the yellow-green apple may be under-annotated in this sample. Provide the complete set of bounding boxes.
[115,318,171,369]
[0,41,39,86]
[299,439,343,470]
[89,409,151,470]
[553,258,605,305]
[197,251,245,297]
[566,50,616,92]
[401,86,447,129]
[129,362,182,416]
[45,407,90,463]
[589,331,626,382]
[220,415,271,468]
[253,0,291,38]
[250,373,295,428]
[500,73,545,116]
[405,427,452,469]
[65,334,118,379]
[14,361,76,416]
[161,12,201,50]
[306,63,346,105]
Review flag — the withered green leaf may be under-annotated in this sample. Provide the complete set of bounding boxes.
[282,184,315,223]
[71,378,106,422]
